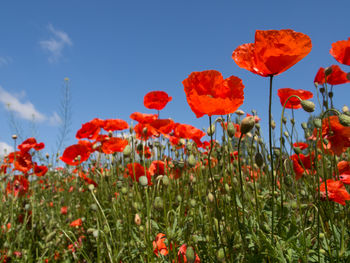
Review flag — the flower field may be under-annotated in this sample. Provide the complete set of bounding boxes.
[1,30,350,262]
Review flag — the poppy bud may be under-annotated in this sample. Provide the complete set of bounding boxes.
[339,114,350,127]
[342,105,349,113]
[282,117,287,124]
[134,213,141,225]
[290,118,295,125]
[227,122,236,138]
[313,118,322,128]
[273,148,281,157]
[271,120,276,129]
[207,192,214,202]
[301,122,307,130]
[93,230,99,238]
[241,116,255,134]
[293,147,302,155]
[255,152,264,167]
[186,246,195,263]
[12,134,17,140]
[139,176,148,187]
[217,248,225,262]
[328,92,333,98]
[188,154,196,167]
[235,110,245,116]
[300,100,315,112]
[207,124,215,136]
[324,66,333,76]
[284,131,289,138]
[162,175,169,186]
[190,199,196,207]
[123,145,132,157]
[319,87,325,93]
[154,196,163,210]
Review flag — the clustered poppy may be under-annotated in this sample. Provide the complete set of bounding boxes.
[183,70,244,118]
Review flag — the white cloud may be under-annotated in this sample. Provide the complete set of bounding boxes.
[49,111,62,126]
[0,142,14,156]
[0,56,13,67]
[0,86,46,122]
[39,24,73,63]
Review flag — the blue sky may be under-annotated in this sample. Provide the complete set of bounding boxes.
[0,0,349,156]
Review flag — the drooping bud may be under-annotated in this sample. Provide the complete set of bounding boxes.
[188,154,196,167]
[227,122,236,138]
[339,114,350,127]
[123,145,132,157]
[313,118,322,129]
[324,66,333,77]
[240,116,255,134]
[134,213,141,225]
[301,122,307,130]
[235,110,245,116]
[207,124,215,136]
[271,120,276,129]
[255,152,264,167]
[185,246,195,263]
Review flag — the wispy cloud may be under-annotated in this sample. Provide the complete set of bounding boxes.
[0,56,13,67]
[49,112,62,126]
[0,86,46,122]
[0,141,14,156]
[39,24,73,63]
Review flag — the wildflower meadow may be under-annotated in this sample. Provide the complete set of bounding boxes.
[1,29,350,262]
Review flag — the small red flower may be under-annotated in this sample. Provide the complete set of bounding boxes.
[101,137,129,154]
[277,88,313,109]
[144,91,172,111]
[153,233,169,257]
[6,176,29,197]
[173,123,205,146]
[70,218,83,227]
[102,119,129,132]
[319,179,350,205]
[60,144,91,166]
[61,206,68,215]
[76,121,101,140]
[330,37,350,66]
[33,163,48,177]
[293,142,309,150]
[130,112,158,124]
[177,244,200,263]
[314,65,350,85]
[124,162,151,184]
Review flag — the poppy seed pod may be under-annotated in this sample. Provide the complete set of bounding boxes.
[339,114,350,127]
[188,154,196,167]
[241,116,255,134]
[123,145,132,157]
[235,110,245,116]
[301,100,315,113]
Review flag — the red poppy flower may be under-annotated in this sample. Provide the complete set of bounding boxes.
[148,161,166,177]
[337,161,350,185]
[149,119,175,135]
[70,218,83,227]
[76,121,101,140]
[177,244,200,263]
[6,176,29,197]
[130,112,158,124]
[311,116,350,156]
[33,163,48,177]
[173,123,206,146]
[102,119,129,132]
[232,29,312,77]
[137,145,152,159]
[330,37,350,66]
[60,144,91,166]
[319,179,350,205]
[144,91,172,111]
[153,233,169,257]
[124,162,151,184]
[7,151,33,173]
[314,65,350,85]
[293,142,309,150]
[101,137,128,154]
[78,171,98,187]
[61,206,68,215]
[133,123,159,140]
[183,70,244,118]
[290,153,314,180]
[277,88,313,109]
[18,138,36,152]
